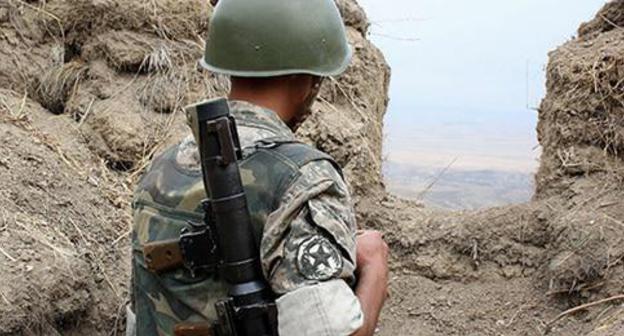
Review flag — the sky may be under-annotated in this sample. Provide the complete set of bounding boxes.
[358,0,608,173]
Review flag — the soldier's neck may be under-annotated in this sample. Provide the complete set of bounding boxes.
[228,89,297,125]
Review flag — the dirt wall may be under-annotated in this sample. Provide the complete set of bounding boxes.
[536,0,624,199]
[0,0,389,334]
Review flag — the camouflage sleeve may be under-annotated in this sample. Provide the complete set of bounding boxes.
[260,159,358,294]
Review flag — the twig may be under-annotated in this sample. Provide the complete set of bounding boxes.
[111,300,126,336]
[11,0,62,22]
[0,290,10,305]
[0,247,16,262]
[594,305,624,333]
[314,95,379,163]
[594,305,614,325]
[68,220,120,298]
[601,15,623,30]
[13,220,74,257]
[547,282,606,296]
[327,76,378,126]
[0,96,11,114]
[111,229,131,246]
[547,294,624,327]
[89,65,143,119]
[18,91,27,117]
[371,17,427,25]
[505,304,534,328]
[471,239,479,261]
[370,32,420,42]
[77,98,95,128]
[99,261,120,299]
[598,201,619,209]
[604,214,624,228]
[505,307,524,328]
[533,318,545,335]
[68,218,89,245]
[417,158,458,200]
[10,0,65,40]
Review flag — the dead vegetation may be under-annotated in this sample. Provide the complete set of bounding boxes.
[537,0,624,197]
[0,0,389,335]
[579,0,624,39]
[0,89,129,335]
[31,61,88,114]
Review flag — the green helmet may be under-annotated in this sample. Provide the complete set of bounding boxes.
[201,0,352,77]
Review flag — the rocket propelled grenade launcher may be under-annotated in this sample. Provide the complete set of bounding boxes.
[194,98,278,336]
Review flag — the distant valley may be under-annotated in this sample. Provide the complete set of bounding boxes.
[384,161,534,210]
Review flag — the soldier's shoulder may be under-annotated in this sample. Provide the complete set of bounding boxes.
[273,144,347,202]
[173,136,201,172]
[133,137,206,213]
[135,136,201,191]
[144,137,193,170]
[270,142,340,174]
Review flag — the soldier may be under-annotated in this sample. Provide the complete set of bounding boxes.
[128,0,389,335]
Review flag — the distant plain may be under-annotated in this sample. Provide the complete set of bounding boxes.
[382,106,539,209]
[359,0,607,209]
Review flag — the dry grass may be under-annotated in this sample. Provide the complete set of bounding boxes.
[536,18,624,196]
[0,90,28,123]
[43,0,210,43]
[31,62,88,114]
[1,90,131,209]
[579,0,624,38]
[83,31,200,73]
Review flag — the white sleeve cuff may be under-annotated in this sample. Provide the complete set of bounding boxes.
[125,304,136,336]
[276,280,364,336]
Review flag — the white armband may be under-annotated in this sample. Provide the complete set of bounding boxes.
[277,280,364,336]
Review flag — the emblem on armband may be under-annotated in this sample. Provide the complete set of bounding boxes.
[296,236,343,281]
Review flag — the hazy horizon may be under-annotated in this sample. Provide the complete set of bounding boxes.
[359,0,606,173]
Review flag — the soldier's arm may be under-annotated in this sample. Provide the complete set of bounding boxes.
[351,231,389,336]
[261,160,386,335]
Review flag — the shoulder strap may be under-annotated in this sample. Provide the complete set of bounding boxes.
[255,138,344,179]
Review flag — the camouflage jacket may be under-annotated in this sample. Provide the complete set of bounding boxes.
[131,101,362,335]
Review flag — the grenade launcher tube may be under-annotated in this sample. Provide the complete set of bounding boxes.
[195,98,278,336]
[196,100,262,285]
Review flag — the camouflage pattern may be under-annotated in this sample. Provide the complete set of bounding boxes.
[131,100,358,335]
[262,159,357,294]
